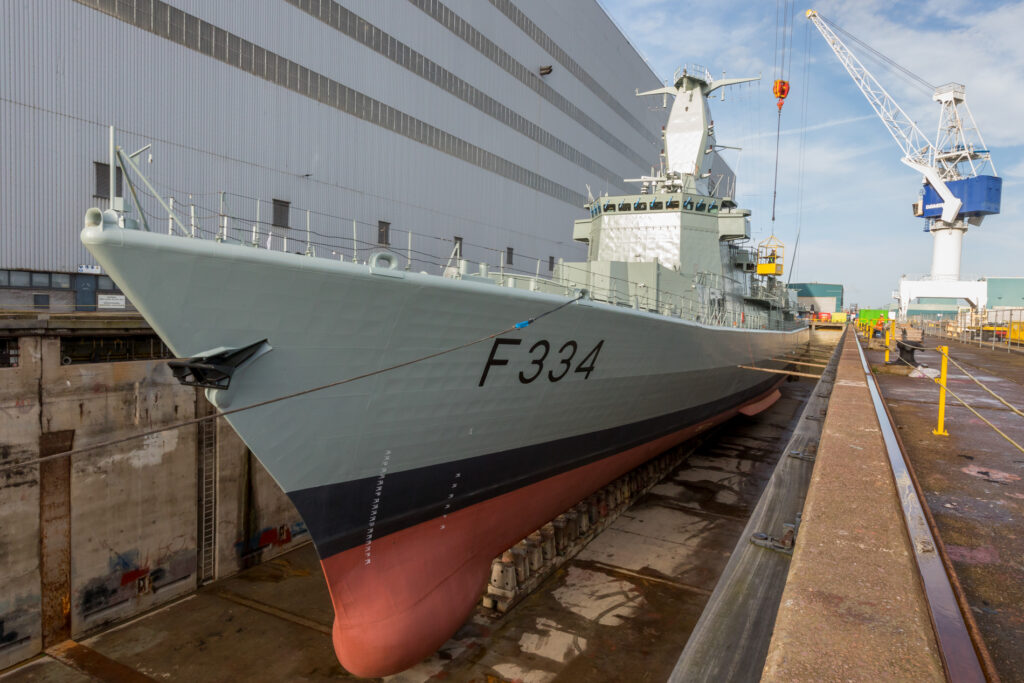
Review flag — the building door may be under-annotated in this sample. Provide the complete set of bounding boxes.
[73,274,97,312]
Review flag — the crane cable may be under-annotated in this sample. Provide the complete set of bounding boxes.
[788,20,812,284]
[770,0,795,227]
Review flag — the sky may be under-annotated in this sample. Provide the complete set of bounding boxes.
[599,0,1024,308]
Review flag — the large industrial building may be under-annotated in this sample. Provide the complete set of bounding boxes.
[905,277,1024,319]
[1,0,667,312]
[0,0,670,670]
[790,282,844,315]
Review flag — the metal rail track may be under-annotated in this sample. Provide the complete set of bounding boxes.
[854,337,996,682]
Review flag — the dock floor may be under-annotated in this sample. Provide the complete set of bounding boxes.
[3,379,817,682]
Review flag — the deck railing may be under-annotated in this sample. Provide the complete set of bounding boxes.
[112,181,804,333]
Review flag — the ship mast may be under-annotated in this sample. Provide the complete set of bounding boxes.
[632,67,758,196]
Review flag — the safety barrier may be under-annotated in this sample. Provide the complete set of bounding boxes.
[882,340,1024,453]
[910,308,1024,352]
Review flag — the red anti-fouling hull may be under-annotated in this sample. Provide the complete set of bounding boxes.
[319,383,781,676]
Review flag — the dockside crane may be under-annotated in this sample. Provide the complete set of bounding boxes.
[806,10,1002,318]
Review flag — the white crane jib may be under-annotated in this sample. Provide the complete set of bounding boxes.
[803,10,968,224]
[635,68,758,195]
[807,9,1001,317]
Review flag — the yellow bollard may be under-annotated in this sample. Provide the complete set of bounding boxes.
[933,345,950,436]
[884,324,891,363]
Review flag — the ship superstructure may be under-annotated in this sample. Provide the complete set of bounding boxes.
[556,67,797,329]
[81,65,807,676]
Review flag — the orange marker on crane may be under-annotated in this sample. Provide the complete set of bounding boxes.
[773,79,790,111]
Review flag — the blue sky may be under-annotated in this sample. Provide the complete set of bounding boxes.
[599,0,1024,308]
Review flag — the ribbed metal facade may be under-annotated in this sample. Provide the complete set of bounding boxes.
[1,0,664,277]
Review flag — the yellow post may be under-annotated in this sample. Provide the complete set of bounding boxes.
[884,324,891,363]
[933,345,950,436]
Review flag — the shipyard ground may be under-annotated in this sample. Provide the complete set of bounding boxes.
[871,335,1024,681]
[762,330,1023,682]
[3,366,822,682]
[6,327,1022,681]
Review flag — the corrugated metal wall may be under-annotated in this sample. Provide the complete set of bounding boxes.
[1,0,664,275]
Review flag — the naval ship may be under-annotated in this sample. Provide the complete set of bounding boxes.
[81,66,808,676]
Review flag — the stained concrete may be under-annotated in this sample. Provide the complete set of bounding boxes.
[874,336,1024,682]
[1,374,819,682]
[0,337,44,666]
[0,321,308,672]
[762,330,945,682]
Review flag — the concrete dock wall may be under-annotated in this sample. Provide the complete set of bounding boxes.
[0,328,306,670]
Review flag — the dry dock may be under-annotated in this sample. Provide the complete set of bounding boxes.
[7,324,1023,681]
[2,347,832,682]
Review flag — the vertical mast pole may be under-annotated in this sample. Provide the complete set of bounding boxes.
[305,210,312,256]
[108,125,116,210]
[253,199,260,247]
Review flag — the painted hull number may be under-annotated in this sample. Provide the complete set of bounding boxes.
[479,338,604,386]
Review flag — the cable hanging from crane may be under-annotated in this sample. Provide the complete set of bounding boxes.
[770,0,795,226]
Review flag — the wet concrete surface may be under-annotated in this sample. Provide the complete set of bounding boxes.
[764,330,946,682]
[871,336,1024,682]
[1,378,816,683]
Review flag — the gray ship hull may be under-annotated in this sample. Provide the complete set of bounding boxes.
[82,221,808,674]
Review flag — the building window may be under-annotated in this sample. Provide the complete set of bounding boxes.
[454,236,463,258]
[33,294,50,310]
[98,275,116,291]
[9,271,30,287]
[506,247,514,266]
[0,270,8,286]
[0,339,18,368]
[31,272,49,288]
[51,273,71,289]
[378,221,390,246]
[93,162,123,199]
[548,256,555,272]
[272,199,290,228]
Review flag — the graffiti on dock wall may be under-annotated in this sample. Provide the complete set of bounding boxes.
[0,606,35,651]
[234,521,308,561]
[79,547,195,617]
[0,596,40,668]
